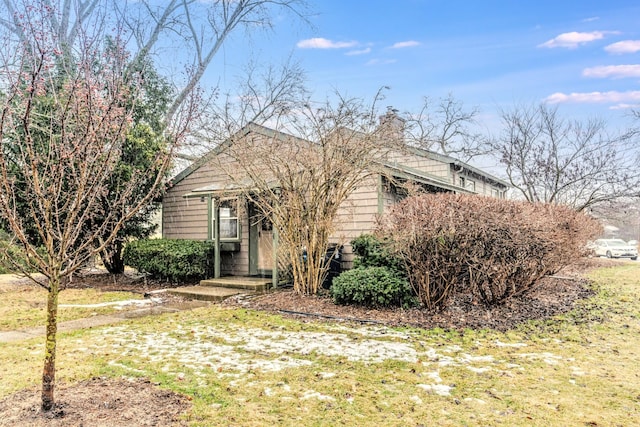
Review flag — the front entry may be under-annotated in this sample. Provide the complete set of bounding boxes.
[249,204,273,277]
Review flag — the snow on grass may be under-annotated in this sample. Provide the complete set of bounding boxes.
[494,340,528,348]
[89,323,419,380]
[417,383,454,396]
[518,352,563,365]
[216,327,419,363]
[59,297,161,309]
[301,390,335,401]
[85,319,569,400]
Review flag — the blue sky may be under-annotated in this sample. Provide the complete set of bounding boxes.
[232,0,640,132]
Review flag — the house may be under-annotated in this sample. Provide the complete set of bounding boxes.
[161,120,509,283]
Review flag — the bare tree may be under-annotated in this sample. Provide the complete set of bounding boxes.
[1,0,310,123]
[489,103,640,211]
[404,93,486,161]
[192,57,308,155]
[0,6,194,411]
[220,91,403,294]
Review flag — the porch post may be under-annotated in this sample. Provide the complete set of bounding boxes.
[213,197,221,278]
[272,225,279,288]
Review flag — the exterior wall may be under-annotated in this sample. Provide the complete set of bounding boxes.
[329,175,381,269]
[452,167,507,197]
[386,149,451,182]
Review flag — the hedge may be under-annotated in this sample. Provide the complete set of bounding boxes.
[123,239,214,282]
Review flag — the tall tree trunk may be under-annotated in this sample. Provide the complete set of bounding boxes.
[100,240,125,274]
[41,276,60,411]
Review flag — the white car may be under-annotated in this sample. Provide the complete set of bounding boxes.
[593,239,638,260]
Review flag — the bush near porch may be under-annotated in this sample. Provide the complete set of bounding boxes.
[123,239,214,282]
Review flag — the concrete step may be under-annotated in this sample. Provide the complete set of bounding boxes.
[167,286,248,302]
[199,277,272,293]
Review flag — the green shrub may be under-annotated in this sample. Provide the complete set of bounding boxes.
[350,234,405,274]
[123,239,214,282]
[331,266,417,308]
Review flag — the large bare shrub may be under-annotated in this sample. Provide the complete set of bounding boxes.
[379,194,601,310]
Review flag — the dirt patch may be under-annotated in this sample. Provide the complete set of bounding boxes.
[0,377,190,426]
[225,258,616,332]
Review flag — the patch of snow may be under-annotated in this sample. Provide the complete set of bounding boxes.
[518,352,562,365]
[276,382,291,392]
[205,326,419,363]
[92,324,418,380]
[301,390,335,401]
[417,383,453,396]
[494,340,527,348]
[60,298,160,309]
[330,325,411,340]
[570,366,586,376]
[409,395,423,404]
[460,353,495,363]
[107,361,145,374]
[317,372,336,379]
[426,371,442,383]
[467,366,490,374]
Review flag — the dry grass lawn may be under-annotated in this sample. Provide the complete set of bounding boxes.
[0,262,638,426]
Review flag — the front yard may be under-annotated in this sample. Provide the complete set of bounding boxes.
[0,262,638,426]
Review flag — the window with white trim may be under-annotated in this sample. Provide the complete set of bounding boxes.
[465,179,476,192]
[218,198,240,240]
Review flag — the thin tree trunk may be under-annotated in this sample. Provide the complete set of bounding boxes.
[100,240,125,274]
[41,276,60,411]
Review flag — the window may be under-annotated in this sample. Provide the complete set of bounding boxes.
[465,179,476,192]
[458,176,466,188]
[218,198,239,240]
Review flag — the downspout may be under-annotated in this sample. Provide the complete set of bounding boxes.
[377,174,384,215]
[272,188,280,288]
[272,226,279,289]
[213,196,221,278]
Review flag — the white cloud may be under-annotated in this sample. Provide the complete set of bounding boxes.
[605,40,640,54]
[609,103,640,110]
[390,40,421,49]
[582,17,599,23]
[545,90,640,104]
[296,37,357,49]
[583,64,640,79]
[365,58,397,66]
[345,47,371,56]
[538,31,616,49]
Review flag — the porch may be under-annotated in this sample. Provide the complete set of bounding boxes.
[167,276,273,302]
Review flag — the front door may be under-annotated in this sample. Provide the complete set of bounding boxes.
[248,203,273,277]
[257,217,274,273]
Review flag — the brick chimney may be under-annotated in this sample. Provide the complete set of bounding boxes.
[378,106,405,141]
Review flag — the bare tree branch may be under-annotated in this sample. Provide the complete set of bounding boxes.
[489,103,640,211]
[404,93,486,161]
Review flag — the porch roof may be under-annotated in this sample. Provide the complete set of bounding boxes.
[383,162,471,194]
[182,178,277,198]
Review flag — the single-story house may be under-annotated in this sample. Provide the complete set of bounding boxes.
[162,119,509,283]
